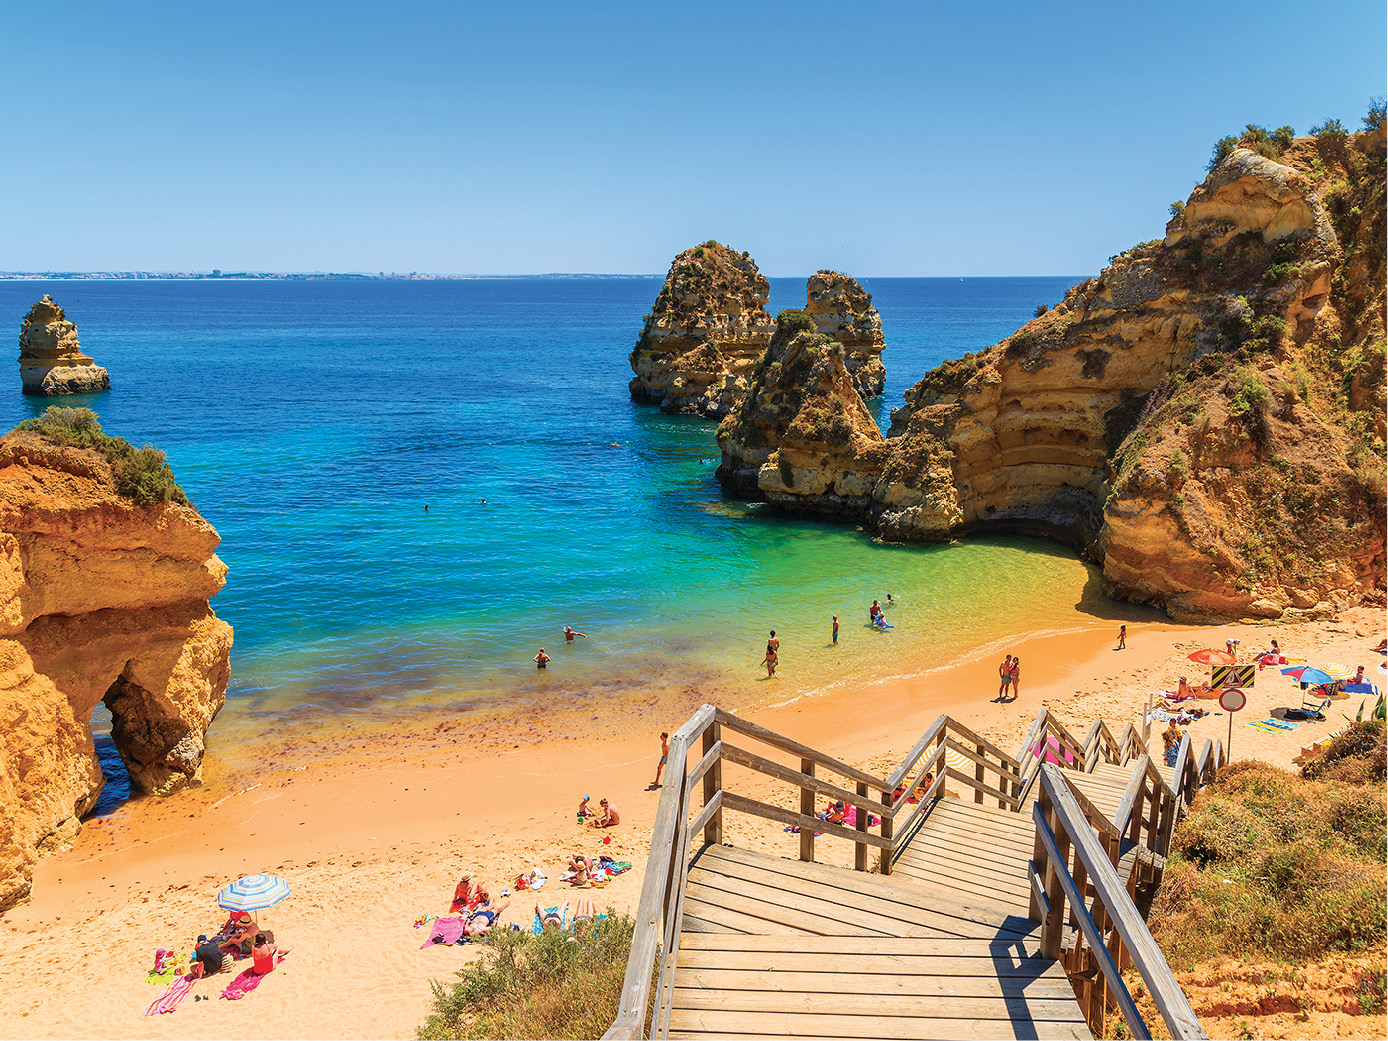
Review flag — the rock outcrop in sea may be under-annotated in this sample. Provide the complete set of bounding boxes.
[715,314,885,516]
[711,126,1386,622]
[628,242,776,417]
[803,271,886,398]
[18,296,111,396]
[0,411,231,909]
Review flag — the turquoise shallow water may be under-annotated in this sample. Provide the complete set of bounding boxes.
[0,275,1103,742]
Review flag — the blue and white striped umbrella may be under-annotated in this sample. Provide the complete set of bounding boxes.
[217,873,291,912]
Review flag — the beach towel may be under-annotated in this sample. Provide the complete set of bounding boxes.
[144,973,196,1016]
[421,916,468,947]
[221,968,266,1001]
[1244,721,1284,733]
[1259,717,1298,729]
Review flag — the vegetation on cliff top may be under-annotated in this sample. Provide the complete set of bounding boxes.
[14,406,190,507]
[1146,722,1386,970]
[417,912,634,1040]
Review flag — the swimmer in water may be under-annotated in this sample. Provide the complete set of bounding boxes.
[563,626,587,642]
[534,648,550,669]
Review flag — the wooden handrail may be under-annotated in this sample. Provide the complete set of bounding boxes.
[719,741,893,820]
[939,716,1023,772]
[886,714,948,789]
[606,704,715,1040]
[1033,765,1208,1040]
[713,708,892,793]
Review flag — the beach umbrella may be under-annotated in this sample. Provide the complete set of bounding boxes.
[1280,665,1334,687]
[1379,661,1386,674]
[944,747,973,773]
[217,873,291,912]
[1320,662,1354,681]
[1188,649,1236,666]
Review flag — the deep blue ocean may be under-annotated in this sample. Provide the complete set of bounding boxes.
[1,275,1106,804]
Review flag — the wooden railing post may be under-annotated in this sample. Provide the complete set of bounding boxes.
[799,758,815,864]
[1038,786,1068,960]
[879,785,894,876]
[702,721,722,846]
[854,780,869,871]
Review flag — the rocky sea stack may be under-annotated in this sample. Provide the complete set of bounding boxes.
[709,123,1386,623]
[18,296,111,396]
[804,270,886,398]
[628,242,776,417]
[0,408,232,910]
[715,313,885,516]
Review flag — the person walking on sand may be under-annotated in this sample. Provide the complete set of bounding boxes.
[563,626,587,642]
[534,648,551,669]
[1118,625,1126,650]
[832,615,839,644]
[1010,657,1021,700]
[998,655,1013,699]
[654,732,669,787]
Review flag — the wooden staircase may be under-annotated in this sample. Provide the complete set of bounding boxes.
[605,705,1227,1041]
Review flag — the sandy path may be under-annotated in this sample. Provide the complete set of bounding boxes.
[0,607,1380,1039]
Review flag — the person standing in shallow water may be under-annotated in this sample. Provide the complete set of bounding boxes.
[832,615,839,644]
[534,648,550,669]
[998,655,1013,699]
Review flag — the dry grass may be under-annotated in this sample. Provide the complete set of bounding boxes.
[417,912,635,1040]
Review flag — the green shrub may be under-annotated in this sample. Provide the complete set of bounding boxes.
[1033,304,1048,317]
[775,309,815,334]
[1311,118,1348,143]
[1364,96,1386,133]
[1227,366,1270,417]
[1272,125,1296,150]
[1264,260,1299,284]
[1208,134,1240,173]
[1169,200,1186,219]
[418,913,635,1040]
[15,406,189,507]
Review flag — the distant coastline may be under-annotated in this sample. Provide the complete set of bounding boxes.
[0,270,662,281]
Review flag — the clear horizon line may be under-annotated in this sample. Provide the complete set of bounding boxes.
[0,270,1094,280]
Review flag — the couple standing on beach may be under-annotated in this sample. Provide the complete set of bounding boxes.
[998,655,1021,700]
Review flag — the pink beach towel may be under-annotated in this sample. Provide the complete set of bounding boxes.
[1027,735,1077,767]
[421,916,468,947]
[144,973,196,1016]
[221,968,265,1001]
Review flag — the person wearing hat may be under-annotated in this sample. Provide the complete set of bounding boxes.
[216,910,259,958]
[450,872,481,914]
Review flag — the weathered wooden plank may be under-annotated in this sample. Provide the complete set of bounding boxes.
[707,846,1037,937]
[666,1009,1093,1040]
[679,894,808,936]
[685,869,923,938]
[674,966,1078,998]
[677,933,1043,955]
[675,950,1063,978]
[669,987,1088,1021]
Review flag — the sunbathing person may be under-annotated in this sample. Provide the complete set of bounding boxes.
[822,801,846,825]
[463,895,511,937]
[251,932,279,975]
[536,899,570,932]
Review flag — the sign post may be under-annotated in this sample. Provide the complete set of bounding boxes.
[1219,687,1247,757]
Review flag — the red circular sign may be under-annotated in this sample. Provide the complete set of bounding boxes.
[1219,688,1247,712]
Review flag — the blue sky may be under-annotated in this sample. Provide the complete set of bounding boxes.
[3,0,1383,276]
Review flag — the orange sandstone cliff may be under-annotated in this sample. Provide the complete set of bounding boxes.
[711,125,1386,622]
[0,415,231,909]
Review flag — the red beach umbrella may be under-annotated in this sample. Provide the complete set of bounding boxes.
[1188,649,1236,666]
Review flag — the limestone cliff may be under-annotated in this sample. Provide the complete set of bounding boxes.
[804,271,886,398]
[18,296,111,396]
[628,242,776,417]
[880,129,1385,620]
[715,315,885,516]
[0,411,231,909]
[710,124,1385,622]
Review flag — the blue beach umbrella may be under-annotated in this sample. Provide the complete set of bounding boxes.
[1280,665,1335,687]
[217,873,291,912]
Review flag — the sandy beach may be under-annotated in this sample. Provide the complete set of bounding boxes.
[0,606,1381,1040]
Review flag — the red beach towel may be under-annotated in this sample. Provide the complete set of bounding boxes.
[144,973,196,1016]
